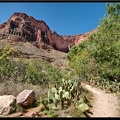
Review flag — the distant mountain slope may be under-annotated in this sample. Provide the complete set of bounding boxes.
[0,12,96,53]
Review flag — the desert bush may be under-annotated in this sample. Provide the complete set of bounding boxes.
[0,44,17,82]
[25,60,75,86]
[67,3,120,92]
[0,44,72,86]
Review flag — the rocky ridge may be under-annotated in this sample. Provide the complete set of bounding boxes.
[0,12,96,53]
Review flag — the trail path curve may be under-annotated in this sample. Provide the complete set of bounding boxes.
[82,83,119,117]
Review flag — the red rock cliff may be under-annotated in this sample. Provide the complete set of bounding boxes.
[0,12,96,53]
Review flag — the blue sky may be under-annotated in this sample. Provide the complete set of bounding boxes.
[0,2,107,36]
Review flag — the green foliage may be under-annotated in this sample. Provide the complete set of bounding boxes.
[25,60,73,85]
[39,78,92,117]
[0,45,72,86]
[25,60,47,85]
[67,45,78,60]
[67,3,120,92]
[39,99,59,117]
[48,79,80,109]
[11,60,27,83]
[45,63,63,85]
[0,45,16,82]
[77,103,89,112]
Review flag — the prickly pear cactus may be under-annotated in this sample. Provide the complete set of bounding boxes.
[47,78,82,109]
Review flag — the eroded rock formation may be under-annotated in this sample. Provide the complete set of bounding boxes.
[0,12,96,52]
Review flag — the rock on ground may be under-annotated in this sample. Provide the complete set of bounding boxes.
[0,95,16,115]
[16,90,36,107]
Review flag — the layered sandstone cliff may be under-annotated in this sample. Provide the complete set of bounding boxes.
[0,12,96,53]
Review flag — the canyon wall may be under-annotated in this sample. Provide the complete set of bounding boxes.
[0,12,96,52]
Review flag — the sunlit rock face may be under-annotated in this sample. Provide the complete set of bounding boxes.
[0,12,96,53]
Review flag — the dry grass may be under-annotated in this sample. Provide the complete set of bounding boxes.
[0,81,48,99]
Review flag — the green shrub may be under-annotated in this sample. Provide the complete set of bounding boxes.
[0,45,16,82]
[67,3,120,92]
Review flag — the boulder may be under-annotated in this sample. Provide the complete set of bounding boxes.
[16,90,36,107]
[0,95,16,115]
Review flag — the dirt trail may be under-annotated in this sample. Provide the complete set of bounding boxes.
[82,83,119,117]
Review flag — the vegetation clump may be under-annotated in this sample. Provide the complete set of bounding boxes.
[67,3,120,93]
